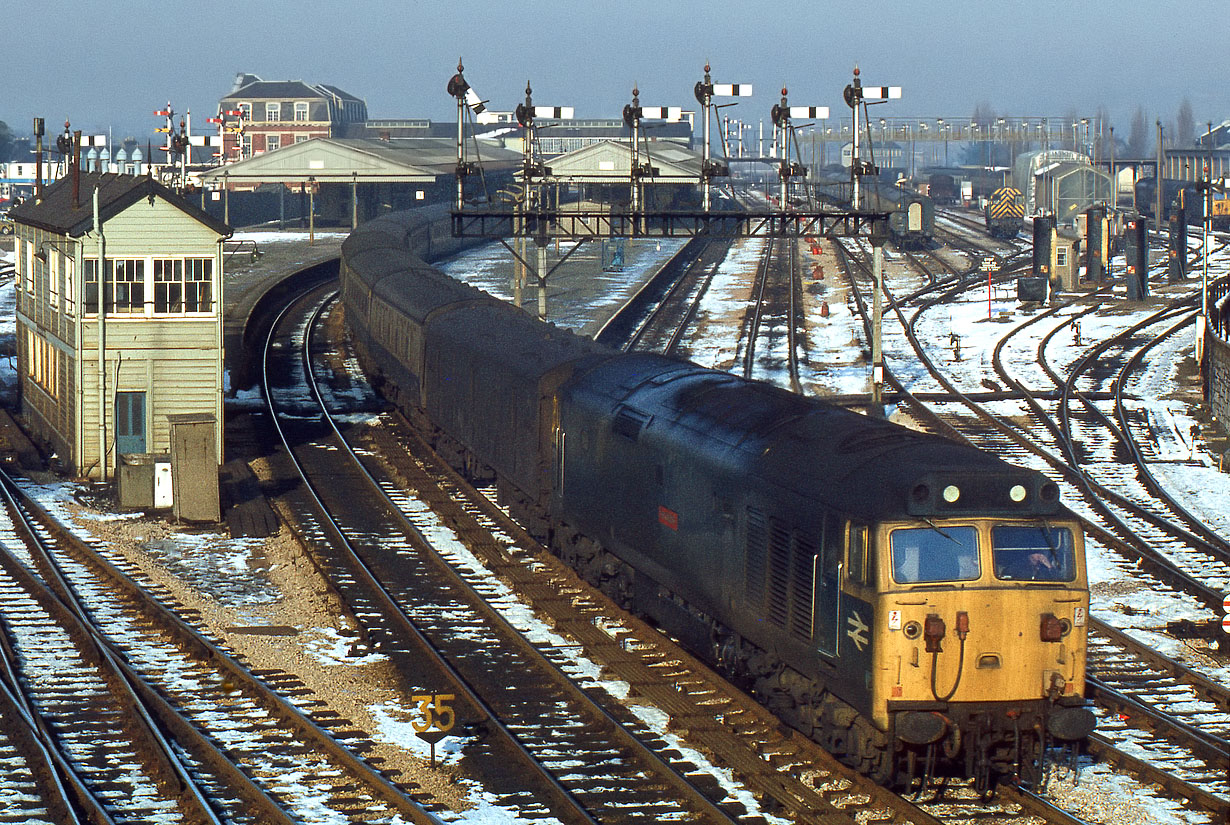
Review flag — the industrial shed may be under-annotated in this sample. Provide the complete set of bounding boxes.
[1013,149,1111,221]
[8,171,230,484]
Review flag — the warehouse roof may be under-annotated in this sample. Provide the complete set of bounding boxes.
[8,171,231,237]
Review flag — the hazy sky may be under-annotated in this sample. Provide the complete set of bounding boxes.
[4,0,1223,144]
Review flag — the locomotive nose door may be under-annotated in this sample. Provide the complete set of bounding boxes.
[907,201,923,233]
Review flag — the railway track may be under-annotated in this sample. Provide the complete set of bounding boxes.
[0,468,441,823]
[265,282,761,824]
[271,278,1004,825]
[837,228,1230,820]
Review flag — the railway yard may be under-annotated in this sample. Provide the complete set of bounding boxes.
[0,191,1227,825]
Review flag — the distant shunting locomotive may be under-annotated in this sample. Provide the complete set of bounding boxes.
[985,186,1026,239]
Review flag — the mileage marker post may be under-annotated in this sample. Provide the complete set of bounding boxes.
[981,256,999,319]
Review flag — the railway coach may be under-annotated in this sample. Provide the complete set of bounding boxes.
[340,209,1095,791]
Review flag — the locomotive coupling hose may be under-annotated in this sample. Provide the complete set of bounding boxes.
[931,635,966,703]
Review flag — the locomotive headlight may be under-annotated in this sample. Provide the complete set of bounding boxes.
[942,485,960,503]
[1009,484,1027,502]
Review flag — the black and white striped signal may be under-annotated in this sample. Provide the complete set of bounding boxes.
[862,86,902,100]
[695,65,752,210]
[516,103,574,127]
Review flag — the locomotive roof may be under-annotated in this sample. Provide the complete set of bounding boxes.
[571,353,1052,521]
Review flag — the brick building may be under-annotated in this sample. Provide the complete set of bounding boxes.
[220,74,367,161]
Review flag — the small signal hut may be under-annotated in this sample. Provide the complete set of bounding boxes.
[9,171,231,488]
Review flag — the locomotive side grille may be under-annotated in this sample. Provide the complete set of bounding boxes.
[745,508,767,608]
[789,533,815,641]
[767,520,792,628]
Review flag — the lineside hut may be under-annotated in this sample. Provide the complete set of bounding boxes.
[8,171,231,487]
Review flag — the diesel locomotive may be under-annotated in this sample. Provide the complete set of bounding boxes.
[985,187,1026,239]
[340,209,1095,790]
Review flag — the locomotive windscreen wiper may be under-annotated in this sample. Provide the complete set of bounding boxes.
[1037,517,1061,563]
[921,517,961,544]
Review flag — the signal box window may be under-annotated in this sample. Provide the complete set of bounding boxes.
[890,526,979,584]
[992,524,1076,581]
[84,259,144,314]
[154,258,213,313]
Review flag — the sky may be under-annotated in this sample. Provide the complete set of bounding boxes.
[3,0,1226,148]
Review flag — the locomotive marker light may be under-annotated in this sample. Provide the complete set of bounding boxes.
[694,64,751,211]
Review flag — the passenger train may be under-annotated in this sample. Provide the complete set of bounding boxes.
[339,208,1095,790]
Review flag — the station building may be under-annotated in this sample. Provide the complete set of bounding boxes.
[8,171,231,482]
[220,73,368,161]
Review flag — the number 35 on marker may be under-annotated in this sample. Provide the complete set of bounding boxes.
[412,694,456,733]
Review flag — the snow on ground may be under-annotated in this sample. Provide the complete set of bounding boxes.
[0,225,1226,823]
[231,230,350,243]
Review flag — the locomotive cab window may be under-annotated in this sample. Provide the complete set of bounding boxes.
[890,525,979,584]
[847,523,870,585]
[992,523,1076,582]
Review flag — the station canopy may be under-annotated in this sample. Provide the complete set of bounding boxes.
[539,140,704,184]
[199,137,521,186]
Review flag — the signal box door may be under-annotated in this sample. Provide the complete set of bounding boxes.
[116,391,146,455]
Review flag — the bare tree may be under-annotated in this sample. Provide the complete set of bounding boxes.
[1176,98,1195,148]
[1127,107,1150,158]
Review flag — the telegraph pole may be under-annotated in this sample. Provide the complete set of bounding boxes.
[1156,120,1165,226]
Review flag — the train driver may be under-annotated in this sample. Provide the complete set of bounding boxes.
[996,548,1058,581]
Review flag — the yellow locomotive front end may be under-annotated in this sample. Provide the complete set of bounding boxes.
[870,510,1095,785]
